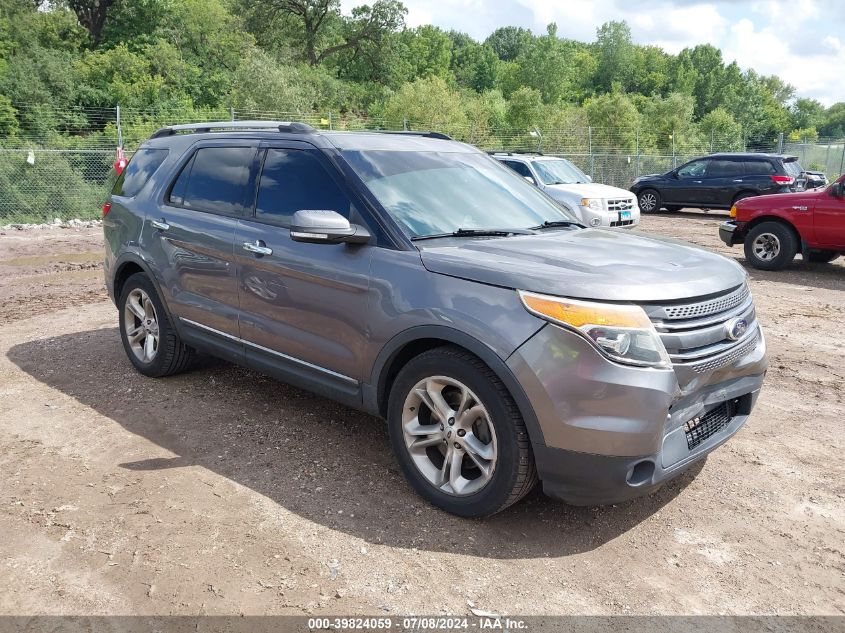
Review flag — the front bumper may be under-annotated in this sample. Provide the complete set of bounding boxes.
[507,323,767,505]
[578,206,641,229]
[719,220,746,246]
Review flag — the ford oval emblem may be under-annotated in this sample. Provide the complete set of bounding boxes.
[725,317,748,341]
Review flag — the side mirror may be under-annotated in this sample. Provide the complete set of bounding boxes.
[833,182,845,198]
[290,209,371,245]
[523,175,537,185]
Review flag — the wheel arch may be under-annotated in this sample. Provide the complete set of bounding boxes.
[366,325,547,447]
[731,190,758,205]
[112,254,175,321]
[745,215,801,243]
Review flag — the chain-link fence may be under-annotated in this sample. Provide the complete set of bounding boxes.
[2,104,844,224]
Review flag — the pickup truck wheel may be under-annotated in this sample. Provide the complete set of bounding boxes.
[744,222,798,271]
[637,189,661,213]
[806,249,840,264]
[387,346,537,517]
[118,273,194,377]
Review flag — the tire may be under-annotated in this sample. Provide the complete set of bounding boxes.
[743,222,798,271]
[387,346,538,517]
[118,272,194,377]
[637,189,661,213]
[806,249,840,264]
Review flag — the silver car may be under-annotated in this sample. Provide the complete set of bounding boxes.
[103,121,767,517]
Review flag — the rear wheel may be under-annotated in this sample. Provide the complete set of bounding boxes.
[118,273,194,377]
[743,222,798,271]
[387,346,537,517]
[637,189,661,213]
[806,249,840,264]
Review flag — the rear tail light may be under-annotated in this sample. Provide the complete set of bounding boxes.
[771,175,794,185]
[102,202,112,217]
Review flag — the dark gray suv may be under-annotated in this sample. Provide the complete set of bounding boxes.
[104,121,768,517]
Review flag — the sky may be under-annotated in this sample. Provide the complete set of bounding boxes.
[342,0,845,106]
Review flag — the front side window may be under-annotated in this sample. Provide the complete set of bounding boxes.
[112,148,168,197]
[502,160,533,180]
[168,147,254,215]
[341,150,577,238]
[677,160,707,178]
[532,159,589,185]
[255,149,351,226]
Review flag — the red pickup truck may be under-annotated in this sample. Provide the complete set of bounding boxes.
[720,173,845,270]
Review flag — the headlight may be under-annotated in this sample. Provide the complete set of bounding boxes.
[579,198,603,211]
[519,291,672,368]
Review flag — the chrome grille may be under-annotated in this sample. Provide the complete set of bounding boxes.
[645,283,761,373]
[607,198,635,211]
[658,284,749,320]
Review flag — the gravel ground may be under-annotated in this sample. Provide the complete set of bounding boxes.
[0,211,843,616]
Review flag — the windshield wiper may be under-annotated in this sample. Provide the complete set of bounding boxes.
[529,220,579,230]
[411,227,535,241]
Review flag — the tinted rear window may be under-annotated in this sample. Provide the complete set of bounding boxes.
[743,160,776,175]
[784,160,803,177]
[111,148,168,197]
[255,149,351,226]
[707,160,742,177]
[168,147,254,215]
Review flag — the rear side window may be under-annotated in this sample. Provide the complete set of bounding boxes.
[706,160,742,177]
[111,148,168,197]
[255,149,351,227]
[168,147,254,216]
[743,160,776,175]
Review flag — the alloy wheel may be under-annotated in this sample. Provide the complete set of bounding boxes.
[752,232,780,261]
[639,192,657,212]
[123,288,160,363]
[401,376,497,496]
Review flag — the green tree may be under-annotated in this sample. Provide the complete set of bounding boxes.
[818,103,845,138]
[791,98,825,131]
[484,26,532,62]
[698,108,743,151]
[381,76,466,135]
[584,90,640,151]
[593,21,635,93]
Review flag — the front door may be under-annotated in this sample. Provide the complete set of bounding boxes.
[700,158,744,207]
[234,144,373,401]
[814,178,845,247]
[663,159,709,205]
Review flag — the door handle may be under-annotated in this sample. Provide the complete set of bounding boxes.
[243,241,272,256]
[732,179,743,182]
[150,219,170,231]
[693,180,702,183]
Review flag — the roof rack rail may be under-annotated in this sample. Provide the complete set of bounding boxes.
[485,150,543,156]
[363,130,452,140]
[149,120,316,139]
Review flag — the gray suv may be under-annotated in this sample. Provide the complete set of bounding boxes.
[104,121,768,517]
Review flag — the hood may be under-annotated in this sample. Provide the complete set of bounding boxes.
[419,228,746,302]
[543,182,634,199]
[737,189,824,210]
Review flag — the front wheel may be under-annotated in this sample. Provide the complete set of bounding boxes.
[806,249,840,264]
[387,347,537,517]
[743,222,798,271]
[637,189,661,213]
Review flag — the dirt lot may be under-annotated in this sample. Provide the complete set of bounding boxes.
[0,211,843,616]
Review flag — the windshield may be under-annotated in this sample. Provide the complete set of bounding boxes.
[341,150,577,239]
[532,159,589,185]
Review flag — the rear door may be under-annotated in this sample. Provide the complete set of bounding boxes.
[143,140,258,360]
[701,158,744,207]
[234,143,374,401]
[663,159,709,205]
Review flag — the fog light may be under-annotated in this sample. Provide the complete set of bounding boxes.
[590,218,601,227]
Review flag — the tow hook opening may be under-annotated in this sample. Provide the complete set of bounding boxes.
[627,460,656,487]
